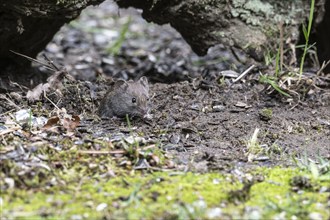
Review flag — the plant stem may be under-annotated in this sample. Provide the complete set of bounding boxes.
[299,0,315,79]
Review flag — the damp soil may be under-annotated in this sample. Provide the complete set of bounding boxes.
[73,77,330,171]
[149,81,330,169]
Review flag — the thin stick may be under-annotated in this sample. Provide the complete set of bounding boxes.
[0,94,19,110]
[316,60,330,76]
[136,166,174,172]
[78,150,125,155]
[231,64,255,85]
[0,108,16,117]
[10,50,55,71]
[44,93,61,111]
[0,126,21,136]
[43,54,60,71]
[279,22,284,72]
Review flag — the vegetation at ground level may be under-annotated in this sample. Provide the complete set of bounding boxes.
[1,167,329,219]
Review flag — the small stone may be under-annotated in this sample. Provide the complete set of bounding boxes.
[170,134,180,144]
[15,109,32,123]
[220,70,239,78]
[309,212,322,220]
[96,203,107,211]
[124,136,145,145]
[253,156,270,161]
[212,179,220,185]
[190,104,200,111]
[70,215,82,220]
[212,105,225,112]
[207,207,222,219]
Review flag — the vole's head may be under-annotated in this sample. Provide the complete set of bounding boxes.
[112,76,149,118]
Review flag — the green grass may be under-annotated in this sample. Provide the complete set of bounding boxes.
[299,0,315,78]
[293,151,330,181]
[261,0,316,97]
[107,16,131,56]
[259,74,291,97]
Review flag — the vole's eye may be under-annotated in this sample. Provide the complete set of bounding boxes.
[132,97,136,103]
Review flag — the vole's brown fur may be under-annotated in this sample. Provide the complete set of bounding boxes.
[98,76,149,118]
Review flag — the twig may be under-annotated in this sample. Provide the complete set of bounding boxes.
[0,108,16,117]
[43,54,60,71]
[316,60,330,76]
[0,126,21,136]
[0,94,19,110]
[140,166,174,172]
[10,50,55,71]
[231,64,255,86]
[302,61,329,94]
[9,81,29,91]
[44,93,61,111]
[78,150,125,155]
[288,90,302,110]
[278,22,284,72]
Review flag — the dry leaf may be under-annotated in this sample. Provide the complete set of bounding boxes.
[235,101,251,108]
[43,116,60,129]
[26,69,68,102]
[62,115,80,132]
[43,114,80,132]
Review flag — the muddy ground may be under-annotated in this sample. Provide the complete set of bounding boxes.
[1,1,329,172]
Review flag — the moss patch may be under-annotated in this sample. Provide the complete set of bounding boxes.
[2,167,329,219]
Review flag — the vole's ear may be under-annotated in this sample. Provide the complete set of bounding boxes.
[114,80,129,90]
[138,76,149,91]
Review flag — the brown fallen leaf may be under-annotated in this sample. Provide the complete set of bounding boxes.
[43,116,60,129]
[43,114,80,132]
[26,68,68,102]
[62,115,80,132]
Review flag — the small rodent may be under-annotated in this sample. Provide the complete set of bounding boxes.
[98,76,149,118]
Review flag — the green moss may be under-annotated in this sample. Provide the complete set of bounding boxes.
[247,167,329,219]
[259,108,273,120]
[2,168,329,219]
[231,0,305,26]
